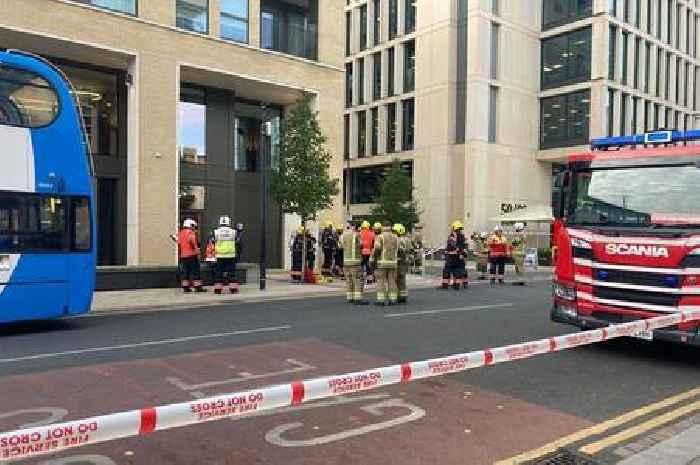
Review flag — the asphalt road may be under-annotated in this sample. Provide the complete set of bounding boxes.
[0,280,699,464]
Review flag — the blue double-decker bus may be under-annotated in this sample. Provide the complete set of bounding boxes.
[0,50,96,323]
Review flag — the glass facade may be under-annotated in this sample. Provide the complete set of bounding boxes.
[405,0,416,34]
[345,62,353,108]
[389,0,398,40]
[388,47,395,96]
[371,107,379,156]
[261,0,318,60]
[541,27,592,90]
[77,0,136,15]
[357,110,367,158]
[358,57,365,105]
[402,99,414,151]
[360,4,368,51]
[387,102,396,153]
[540,90,590,149]
[404,40,415,92]
[178,88,207,165]
[177,0,208,33]
[349,162,413,204]
[373,0,381,45]
[373,52,382,100]
[543,0,592,30]
[220,0,249,43]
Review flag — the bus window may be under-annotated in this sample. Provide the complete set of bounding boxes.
[0,65,59,128]
[72,197,91,251]
[0,193,68,252]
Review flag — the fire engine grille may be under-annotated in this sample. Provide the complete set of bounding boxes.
[595,268,678,288]
[528,449,599,465]
[594,286,680,307]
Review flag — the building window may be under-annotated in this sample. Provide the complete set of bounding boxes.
[631,96,639,133]
[620,93,627,134]
[644,41,650,93]
[621,31,628,85]
[665,52,671,100]
[62,64,122,158]
[178,87,207,165]
[646,0,652,34]
[656,0,662,40]
[360,4,368,51]
[177,0,209,33]
[676,3,681,49]
[609,0,617,16]
[455,0,468,145]
[389,0,398,40]
[490,22,500,80]
[358,57,365,105]
[654,102,660,128]
[542,27,592,90]
[635,0,640,27]
[676,58,681,104]
[261,0,318,60]
[387,102,397,153]
[608,25,617,81]
[667,0,672,44]
[633,37,641,89]
[388,47,395,96]
[404,40,415,92]
[540,90,591,149]
[349,162,413,204]
[220,0,248,43]
[607,88,615,136]
[358,111,367,158]
[345,62,353,108]
[346,11,351,56]
[543,0,592,30]
[373,0,382,45]
[623,0,630,23]
[405,0,416,34]
[344,114,350,159]
[402,98,415,151]
[645,100,652,131]
[488,86,498,143]
[492,0,500,15]
[656,48,662,97]
[233,104,281,172]
[179,185,206,211]
[373,52,382,101]
[371,107,379,155]
[77,0,137,15]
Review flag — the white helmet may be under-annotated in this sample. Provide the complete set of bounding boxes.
[480,232,488,240]
[219,215,231,226]
[514,222,525,232]
[183,218,197,229]
[494,225,503,232]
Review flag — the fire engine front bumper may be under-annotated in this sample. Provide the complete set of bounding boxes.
[551,304,700,346]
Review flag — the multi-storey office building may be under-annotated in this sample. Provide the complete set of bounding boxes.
[2,0,344,271]
[344,0,700,249]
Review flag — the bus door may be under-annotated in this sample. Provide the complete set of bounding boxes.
[0,193,70,322]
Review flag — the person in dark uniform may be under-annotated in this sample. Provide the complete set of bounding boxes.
[441,221,466,290]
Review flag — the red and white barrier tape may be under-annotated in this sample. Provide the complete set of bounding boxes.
[2,310,699,460]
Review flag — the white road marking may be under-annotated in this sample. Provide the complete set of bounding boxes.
[0,325,292,364]
[265,398,426,447]
[167,358,316,391]
[384,303,514,318]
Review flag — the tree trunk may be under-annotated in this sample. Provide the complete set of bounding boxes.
[301,218,308,280]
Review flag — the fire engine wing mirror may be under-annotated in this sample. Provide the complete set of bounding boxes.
[554,171,570,219]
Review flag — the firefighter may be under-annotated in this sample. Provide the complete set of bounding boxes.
[290,226,305,282]
[441,221,466,290]
[177,219,205,293]
[213,215,239,294]
[371,222,399,306]
[341,223,368,305]
[395,224,412,304]
[410,225,424,274]
[334,224,345,278]
[305,229,317,274]
[488,225,509,285]
[472,232,489,280]
[456,223,469,288]
[511,222,527,286]
[320,221,336,277]
[360,221,376,283]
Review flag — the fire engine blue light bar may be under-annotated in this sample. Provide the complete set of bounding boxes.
[591,129,700,150]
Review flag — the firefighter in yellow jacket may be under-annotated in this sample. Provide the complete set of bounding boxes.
[340,222,369,305]
[371,221,400,306]
[395,223,412,304]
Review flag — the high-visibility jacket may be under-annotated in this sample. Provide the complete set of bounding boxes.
[488,233,509,258]
[341,230,362,267]
[397,236,413,267]
[511,232,526,257]
[205,240,216,262]
[360,230,375,256]
[214,226,237,259]
[372,231,399,269]
[178,228,200,259]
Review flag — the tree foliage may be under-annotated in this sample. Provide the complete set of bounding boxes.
[371,159,420,230]
[271,96,339,224]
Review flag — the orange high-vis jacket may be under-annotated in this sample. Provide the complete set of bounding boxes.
[487,234,508,258]
[178,228,200,259]
[360,229,376,256]
[205,240,216,262]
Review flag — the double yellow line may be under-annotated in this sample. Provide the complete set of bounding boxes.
[495,386,700,464]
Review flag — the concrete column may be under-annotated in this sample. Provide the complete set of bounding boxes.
[209,0,221,38]
[126,56,141,266]
[249,0,261,47]
[140,0,176,25]
[317,0,344,66]
[137,53,179,266]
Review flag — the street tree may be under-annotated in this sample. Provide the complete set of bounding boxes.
[271,95,340,272]
[371,159,420,230]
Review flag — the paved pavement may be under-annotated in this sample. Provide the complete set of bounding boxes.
[0,277,698,464]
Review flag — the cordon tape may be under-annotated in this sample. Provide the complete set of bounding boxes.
[2,309,699,460]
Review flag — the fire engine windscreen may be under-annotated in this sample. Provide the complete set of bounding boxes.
[568,164,700,227]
